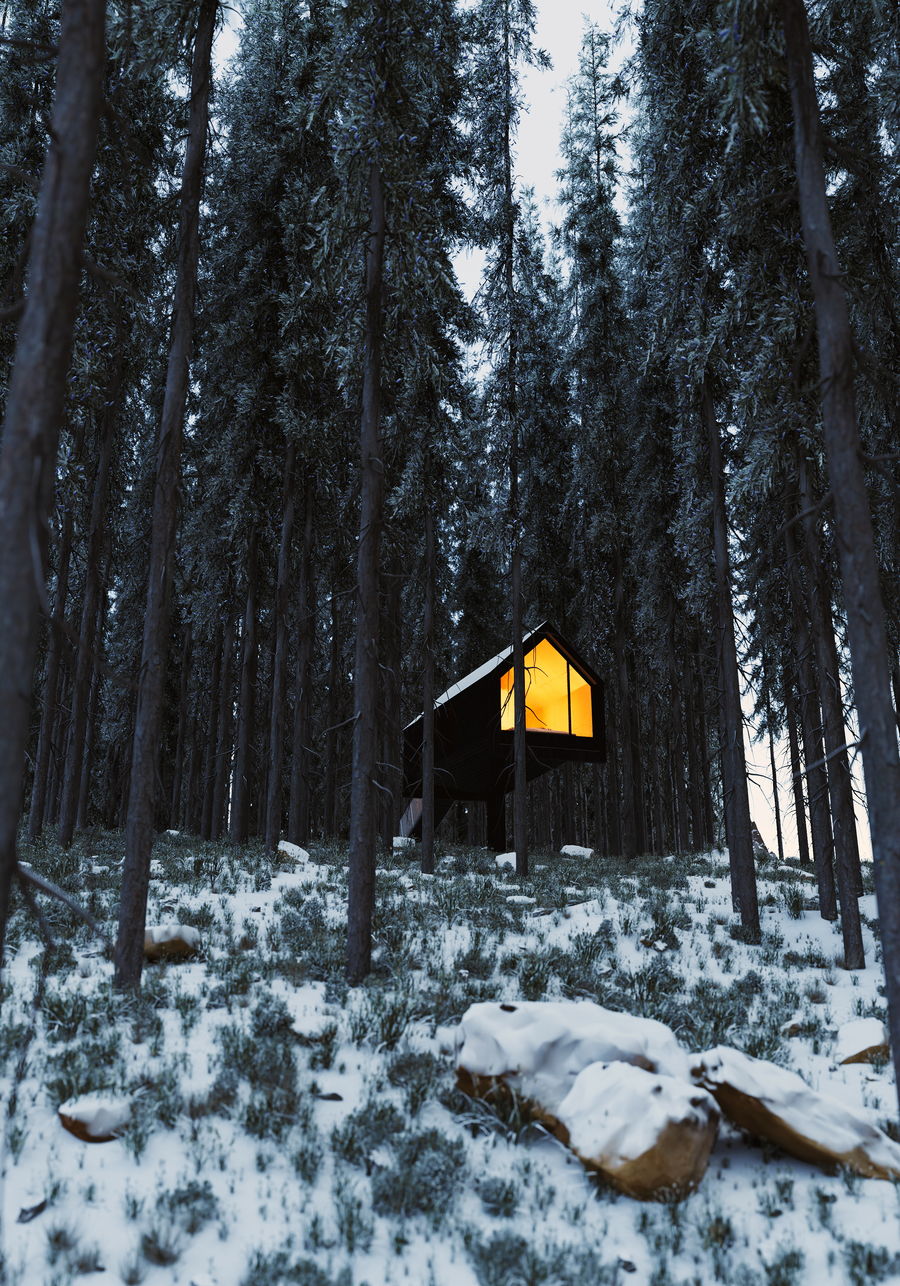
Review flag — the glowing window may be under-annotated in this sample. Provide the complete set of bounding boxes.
[500,638,593,737]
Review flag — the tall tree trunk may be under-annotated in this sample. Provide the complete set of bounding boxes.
[347,156,386,985]
[77,654,100,831]
[612,563,637,858]
[168,620,192,828]
[265,443,296,851]
[288,477,315,843]
[210,614,234,841]
[200,629,222,840]
[797,453,863,896]
[782,0,900,1068]
[115,0,216,989]
[27,509,73,840]
[0,0,105,959]
[378,552,403,853]
[702,383,759,934]
[58,402,117,849]
[420,500,436,874]
[784,672,811,867]
[230,533,259,845]
[324,586,342,837]
[761,657,785,865]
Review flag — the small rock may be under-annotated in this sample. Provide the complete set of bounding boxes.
[59,1093,131,1143]
[314,1091,343,1102]
[835,1018,890,1066]
[17,1200,47,1224]
[560,845,594,859]
[144,924,201,963]
[392,836,416,850]
[277,840,310,862]
[506,895,536,906]
[494,852,516,869]
[780,1014,805,1038]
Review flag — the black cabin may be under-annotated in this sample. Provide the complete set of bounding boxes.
[400,623,605,850]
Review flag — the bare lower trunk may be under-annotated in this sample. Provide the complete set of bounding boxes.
[168,621,192,828]
[265,444,296,851]
[59,402,117,848]
[230,534,259,845]
[347,157,386,985]
[784,673,811,867]
[115,0,216,989]
[288,478,315,843]
[702,382,759,935]
[420,501,436,874]
[210,614,233,841]
[782,0,900,1099]
[0,0,105,960]
[27,509,73,840]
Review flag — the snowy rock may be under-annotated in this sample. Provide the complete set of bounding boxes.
[392,836,416,850]
[58,1093,131,1143]
[506,895,536,906]
[456,1000,690,1115]
[165,829,181,836]
[556,1062,719,1201]
[143,924,201,963]
[494,852,516,869]
[149,860,165,880]
[561,845,594,859]
[692,1045,900,1180]
[277,840,310,862]
[835,1018,890,1066]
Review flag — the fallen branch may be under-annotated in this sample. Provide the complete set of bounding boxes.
[16,861,113,951]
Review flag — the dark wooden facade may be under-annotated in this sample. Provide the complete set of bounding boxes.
[401,624,605,849]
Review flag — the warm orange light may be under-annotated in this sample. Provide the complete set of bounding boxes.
[500,638,593,736]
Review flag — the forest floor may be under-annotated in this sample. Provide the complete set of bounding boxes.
[1,831,898,1286]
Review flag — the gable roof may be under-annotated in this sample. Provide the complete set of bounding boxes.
[406,623,600,730]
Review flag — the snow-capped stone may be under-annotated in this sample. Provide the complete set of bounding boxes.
[143,924,201,963]
[692,1045,900,1180]
[456,1000,690,1115]
[494,852,516,869]
[392,836,416,850]
[506,895,536,906]
[58,1094,131,1143]
[165,829,180,836]
[561,845,594,859]
[835,1018,890,1066]
[277,840,310,862]
[556,1062,719,1201]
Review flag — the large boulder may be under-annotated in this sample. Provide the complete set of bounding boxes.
[560,845,594,859]
[835,1018,890,1066]
[144,924,201,963]
[456,1000,689,1116]
[277,840,310,863]
[556,1062,719,1201]
[692,1045,900,1180]
[59,1094,131,1143]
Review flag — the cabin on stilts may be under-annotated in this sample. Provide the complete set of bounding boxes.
[400,623,605,851]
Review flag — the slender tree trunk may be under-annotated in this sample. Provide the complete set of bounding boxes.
[265,443,296,851]
[209,616,233,840]
[59,405,117,848]
[324,586,342,837]
[347,157,386,985]
[230,533,259,845]
[288,477,315,843]
[784,673,811,866]
[200,630,222,840]
[378,552,403,853]
[27,509,73,840]
[168,620,192,828]
[0,0,105,959]
[77,656,100,831]
[762,659,785,865]
[115,0,216,989]
[421,500,437,874]
[702,382,759,934]
[783,0,900,1026]
[797,454,863,896]
[613,564,637,859]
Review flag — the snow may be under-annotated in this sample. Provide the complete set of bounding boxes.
[456,999,690,1113]
[560,844,593,858]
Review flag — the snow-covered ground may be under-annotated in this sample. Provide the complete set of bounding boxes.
[1,834,897,1285]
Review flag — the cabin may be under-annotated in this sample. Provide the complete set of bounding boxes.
[400,623,605,851]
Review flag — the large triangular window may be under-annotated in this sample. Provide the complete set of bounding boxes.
[499,637,592,737]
